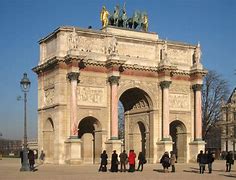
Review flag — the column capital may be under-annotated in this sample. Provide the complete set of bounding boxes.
[108,75,120,85]
[160,81,171,89]
[67,72,80,82]
[192,84,202,91]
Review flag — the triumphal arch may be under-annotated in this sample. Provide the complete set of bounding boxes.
[33,8,206,164]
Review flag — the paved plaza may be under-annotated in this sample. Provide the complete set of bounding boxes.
[0,158,235,180]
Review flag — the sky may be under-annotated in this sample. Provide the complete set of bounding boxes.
[0,0,235,140]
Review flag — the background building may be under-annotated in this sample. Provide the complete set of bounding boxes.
[219,88,236,156]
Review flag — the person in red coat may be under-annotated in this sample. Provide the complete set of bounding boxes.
[128,150,136,172]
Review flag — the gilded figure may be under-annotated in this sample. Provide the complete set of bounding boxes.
[100,6,110,28]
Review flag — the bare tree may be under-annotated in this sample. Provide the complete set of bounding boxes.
[202,70,229,140]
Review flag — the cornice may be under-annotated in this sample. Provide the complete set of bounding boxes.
[32,56,63,74]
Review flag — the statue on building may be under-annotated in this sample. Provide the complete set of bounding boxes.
[109,5,120,26]
[68,28,79,50]
[162,40,168,61]
[107,36,118,55]
[119,3,128,27]
[140,12,148,32]
[193,42,201,64]
[100,6,110,28]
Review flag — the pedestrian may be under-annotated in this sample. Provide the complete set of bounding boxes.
[28,149,35,171]
[39,150,45,164]
[160,151,170,173]
[197,150,207,174]
[170,151,176,172]
[136,151,146,171]
[226,151,234,172]
[99,150,108,172]
[128,150,136,172]
[111,150,118,172]
[119,150,128,172]
[20,150,23,164]
[206,150,214,173]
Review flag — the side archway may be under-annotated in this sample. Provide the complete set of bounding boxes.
[78,116,102,164]
[170,120,187,163]
[43,118,54,163]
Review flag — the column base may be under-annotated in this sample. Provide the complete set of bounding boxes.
[189,140,206,162]
[64,138,83,165]
[156,140,174,163]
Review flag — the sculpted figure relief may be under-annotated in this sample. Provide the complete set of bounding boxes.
[68,28,79,50]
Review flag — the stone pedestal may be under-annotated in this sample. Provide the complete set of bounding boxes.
[156,140,173,163]
[65,137,82,165]
[105,139,122,161]
[189,140,205,162]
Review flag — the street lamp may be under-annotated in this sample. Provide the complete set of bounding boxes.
[20,73,31,171]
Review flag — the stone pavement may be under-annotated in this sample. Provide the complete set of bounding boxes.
[0,158,235,180]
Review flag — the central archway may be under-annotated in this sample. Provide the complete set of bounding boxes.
[78,116,102,164]
[119,87,152,161]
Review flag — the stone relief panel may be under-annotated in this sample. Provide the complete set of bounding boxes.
[43,76,55,106]
[67,31,104,54]
[79,76,106,87]
[170,94,190,111]
[169,84,190,94]
[168,48,192,66]
[119,79,157,96]
[77,86,107,107]
[45,37,57,59]
[117,41,156,60]
[44,88,55,106]
[132,100,148,110]
[169,83,190,111]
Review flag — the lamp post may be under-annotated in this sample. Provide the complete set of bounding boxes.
[20,73,31,171]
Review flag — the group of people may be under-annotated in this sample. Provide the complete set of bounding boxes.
[197,150,235,174]
[160,151,176,173]
[99,150,146,172]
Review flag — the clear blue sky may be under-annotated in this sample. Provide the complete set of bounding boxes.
[0,0,235,140]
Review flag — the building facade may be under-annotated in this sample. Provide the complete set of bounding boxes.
[33,26,206,164]
[219,88,236,153]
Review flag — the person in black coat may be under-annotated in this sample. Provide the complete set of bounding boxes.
[197,150,207,174]
[160,152,170,173]
[28,149,35,171]
[99,150,108,172]
[136,152,146,171]
[111,150,119,172]
[206,150,214,173]
[226,151,234,172]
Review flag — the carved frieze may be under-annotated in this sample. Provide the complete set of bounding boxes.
[168,48,191,65]
[132,99,148,110]
[77,86,106,106]
[44,88,55,106]
[119,79,157,95]
[44,76,55,90]
[170,94,190,111]
[79,76,106,87]
[170,84,190,94]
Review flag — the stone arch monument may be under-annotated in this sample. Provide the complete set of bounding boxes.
[33,25,206,164]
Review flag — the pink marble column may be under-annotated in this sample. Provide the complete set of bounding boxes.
[160,81,171,140]
[68,72,80,137]
[192,84,202,141]
[109,75,120,139]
